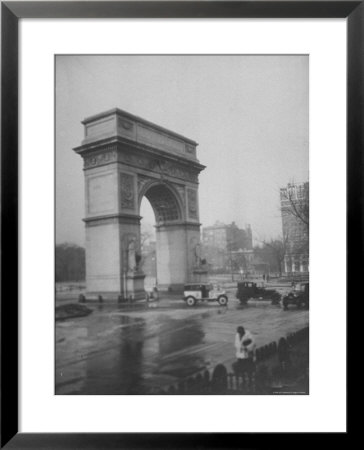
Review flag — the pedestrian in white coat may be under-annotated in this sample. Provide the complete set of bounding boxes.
[233,326,256,375]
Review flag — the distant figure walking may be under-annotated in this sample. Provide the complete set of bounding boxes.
[233,326,256,375]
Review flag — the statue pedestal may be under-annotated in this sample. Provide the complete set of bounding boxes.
[192,267,209,284]
[126,271,146,301]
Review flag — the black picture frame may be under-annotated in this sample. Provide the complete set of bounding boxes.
[1,1,358,447]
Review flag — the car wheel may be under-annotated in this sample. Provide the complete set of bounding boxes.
[218,295,228,306]
[186,296,196,307]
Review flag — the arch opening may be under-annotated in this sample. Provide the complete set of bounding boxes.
[140,197,157,291]
[139,182,187,292]
[143,184,181,224]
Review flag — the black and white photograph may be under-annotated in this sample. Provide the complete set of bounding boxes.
[55,55,309,396]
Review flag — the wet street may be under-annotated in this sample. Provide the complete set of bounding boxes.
[56,296,308,395]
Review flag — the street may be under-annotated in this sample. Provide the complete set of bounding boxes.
[56,294,308,395]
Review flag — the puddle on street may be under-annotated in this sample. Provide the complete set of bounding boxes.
[56,311,208,394]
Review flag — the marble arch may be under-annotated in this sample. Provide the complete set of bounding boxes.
[74,108,206,300]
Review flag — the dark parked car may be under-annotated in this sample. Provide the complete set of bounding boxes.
[236,281,281,305]
[282,281,309,310]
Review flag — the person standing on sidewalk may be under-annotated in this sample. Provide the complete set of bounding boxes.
[233,326,256,375]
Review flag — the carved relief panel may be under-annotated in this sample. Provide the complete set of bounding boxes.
[84,149,117,169]
[120,172,136,211]
[187,188,199,220]
[137,174,151,197]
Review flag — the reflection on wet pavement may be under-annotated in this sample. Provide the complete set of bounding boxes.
[56,300,308,394]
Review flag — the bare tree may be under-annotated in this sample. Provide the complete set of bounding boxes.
[281,182,309,230]
[262,233,289,277]
[139,230,154,269]
[140,230,153,251]
[55,243,85,282]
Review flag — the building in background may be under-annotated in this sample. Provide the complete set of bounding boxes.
[202,221,253,272]
[280,182,309,275]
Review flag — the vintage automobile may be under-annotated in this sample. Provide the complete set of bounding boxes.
[183,283,228,307]
[282,281,309,310]
[236,281,281,305]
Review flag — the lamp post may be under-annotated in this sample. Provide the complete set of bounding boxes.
[227,240,234,282]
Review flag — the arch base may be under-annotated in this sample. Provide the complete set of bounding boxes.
[126,271,146,301]
[192,268,209,284]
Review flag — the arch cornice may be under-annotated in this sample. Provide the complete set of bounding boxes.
[74,136,206,176]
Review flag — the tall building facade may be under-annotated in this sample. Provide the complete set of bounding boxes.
[202,221,253,271]
[280,182,309,274]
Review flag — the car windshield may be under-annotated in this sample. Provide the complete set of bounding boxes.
[185,285,199,291]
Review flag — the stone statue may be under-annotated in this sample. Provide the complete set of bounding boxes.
[127,239,137,271]
[135,251,142,270]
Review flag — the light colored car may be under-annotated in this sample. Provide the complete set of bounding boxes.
[183,283,228,307]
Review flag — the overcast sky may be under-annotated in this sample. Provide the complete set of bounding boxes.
[56,55,308,246]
